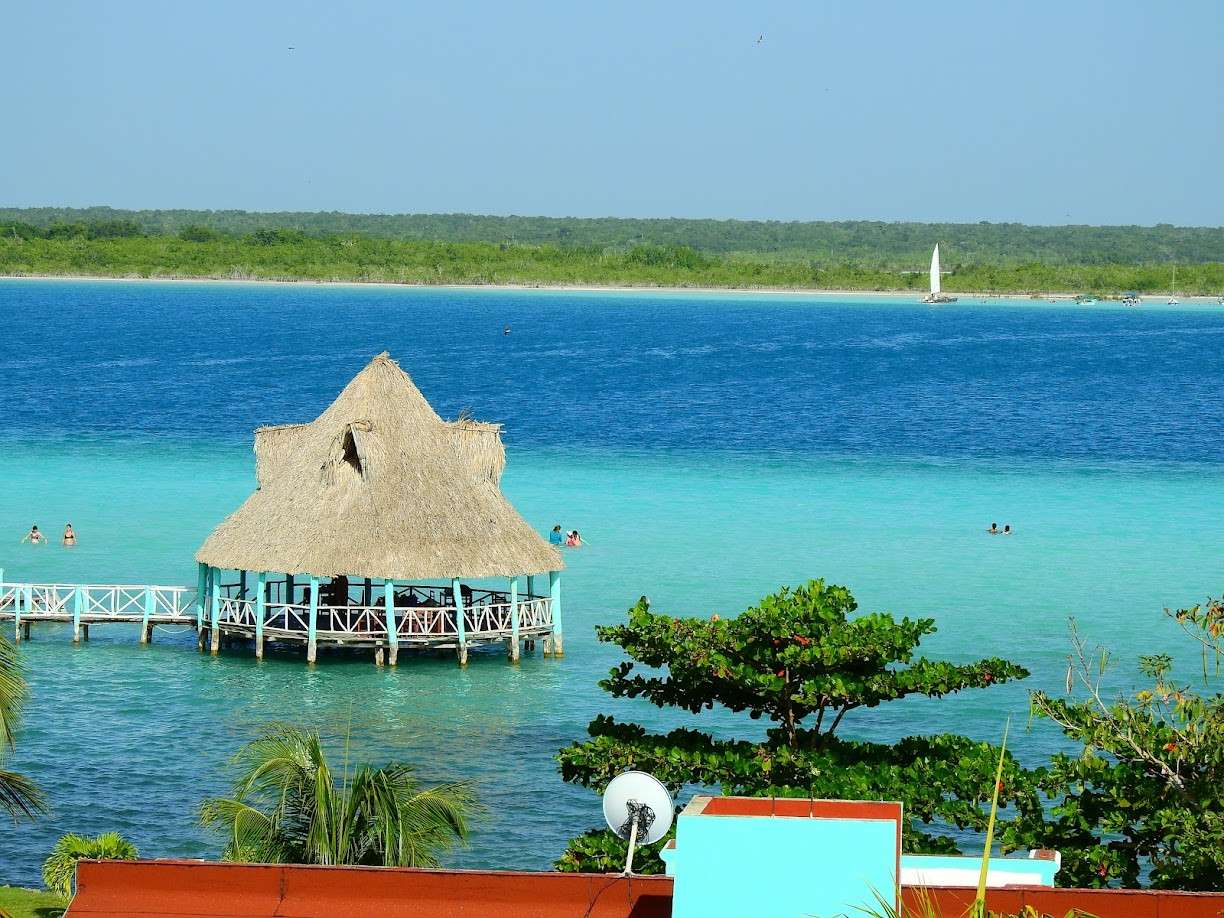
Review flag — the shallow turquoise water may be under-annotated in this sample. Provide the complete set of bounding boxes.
[0,280,1221,883]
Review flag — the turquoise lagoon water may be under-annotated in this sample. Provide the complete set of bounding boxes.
[0,279,1222,883]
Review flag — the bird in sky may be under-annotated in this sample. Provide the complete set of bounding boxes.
[288,46,296,51]
[756,34,764,44]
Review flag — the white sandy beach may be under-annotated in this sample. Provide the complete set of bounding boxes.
[1,273,1221,304]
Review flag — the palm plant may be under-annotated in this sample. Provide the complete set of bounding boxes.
[0,631,45,820]
[199,723,478,867]
[42,832,139,896]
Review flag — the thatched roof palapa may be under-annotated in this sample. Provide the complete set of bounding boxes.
[196,353,562,581]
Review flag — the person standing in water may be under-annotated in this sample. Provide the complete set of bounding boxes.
[565,530,583,548]
[987,522,999,535]
[62,523,77,546]
[1003,524,1012,535]
[21,524,47,545]
[549,524,564,546]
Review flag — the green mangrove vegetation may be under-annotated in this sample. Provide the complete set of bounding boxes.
[1,211,1222,294]
[5,207,1224,264]
[555,581,1224,890]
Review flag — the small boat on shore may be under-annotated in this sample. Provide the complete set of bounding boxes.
[1121,291,1140,307]
[922,245,957,304]
[1074,295,1098,305]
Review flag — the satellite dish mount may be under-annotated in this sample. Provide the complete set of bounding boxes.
[601,770,674,875]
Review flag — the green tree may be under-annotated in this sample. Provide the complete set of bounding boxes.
[0,632,45,821]
[556,580,1035,871]
[42,832,139,897]
[1010,604,1224,890]
[199,723,479,867]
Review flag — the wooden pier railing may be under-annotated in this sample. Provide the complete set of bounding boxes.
[0,579,556,666]
[0,582,195,643]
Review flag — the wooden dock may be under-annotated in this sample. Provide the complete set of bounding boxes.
[0,577,559,665]
[0,582,195,643]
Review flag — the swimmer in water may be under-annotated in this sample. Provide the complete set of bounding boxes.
[21,524,46,545]
[987,522,999,535]
[565,529,583,548]
[62,523,77,546]
[1003,524,1012,535]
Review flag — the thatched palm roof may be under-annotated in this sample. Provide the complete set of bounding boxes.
[196,353,562,581]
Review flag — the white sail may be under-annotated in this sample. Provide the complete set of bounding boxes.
[929,245,941,295]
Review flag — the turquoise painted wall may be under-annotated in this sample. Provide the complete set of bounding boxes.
[662,814,898,918]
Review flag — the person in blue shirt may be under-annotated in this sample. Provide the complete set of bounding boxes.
[549,524,564,546]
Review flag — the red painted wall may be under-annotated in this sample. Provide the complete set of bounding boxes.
[69,859,1224,918]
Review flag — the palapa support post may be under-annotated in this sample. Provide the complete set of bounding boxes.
[525,575,536,654]
[209,567,221,655]
[255,571,267,660]
[545,570,563,656]
[195,562,207,631]
[140,588,155,644]
[374,646,385,666]
[307,575,319,664]
[21,621,31,642]
[452,577,468,666]
[508,576,520,662]
[239,570,248,600]
[73,586,84,644]
[384,580,398,666]
[13,584,23,643]
[286,573,295,605]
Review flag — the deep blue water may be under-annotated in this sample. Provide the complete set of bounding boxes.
[1,279,1222,886]
[4,280,1223,462]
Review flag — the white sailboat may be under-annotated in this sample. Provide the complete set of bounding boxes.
[1168,265,1179,306]
[922,244,957,304]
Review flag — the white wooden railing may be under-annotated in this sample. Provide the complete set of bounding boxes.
[212,592,552,641]
[0,581,552,645]
[0,583,196,620]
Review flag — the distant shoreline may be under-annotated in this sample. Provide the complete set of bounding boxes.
[3,273,1222,304]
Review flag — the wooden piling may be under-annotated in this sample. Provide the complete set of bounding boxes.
[255,572,267,661]
[508,576,520,663]
[374,646,385,666]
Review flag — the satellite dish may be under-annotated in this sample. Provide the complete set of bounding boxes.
[602,770,674,874]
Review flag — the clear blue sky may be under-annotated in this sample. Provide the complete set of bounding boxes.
[3,0,1221,225]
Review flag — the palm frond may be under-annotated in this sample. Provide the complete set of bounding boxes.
[42,832,138,897]
[0,766,46,821]
[0,633,28,750]
[199,723,479,868]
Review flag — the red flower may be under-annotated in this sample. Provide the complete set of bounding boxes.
[983,672,993,683]
[1163,741,1178,753]
[1097,864,1108,877]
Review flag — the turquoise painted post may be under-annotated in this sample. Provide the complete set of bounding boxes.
[140,588,155,643]
[451,577,467,666]
[307,574,319,664]
[255,571,267,660]
[384,580,398,666]
[508,576,520,663]
[73,586,83,643]
[209,567,221,655]
[195,562,207,629]
[548,570,564,656]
